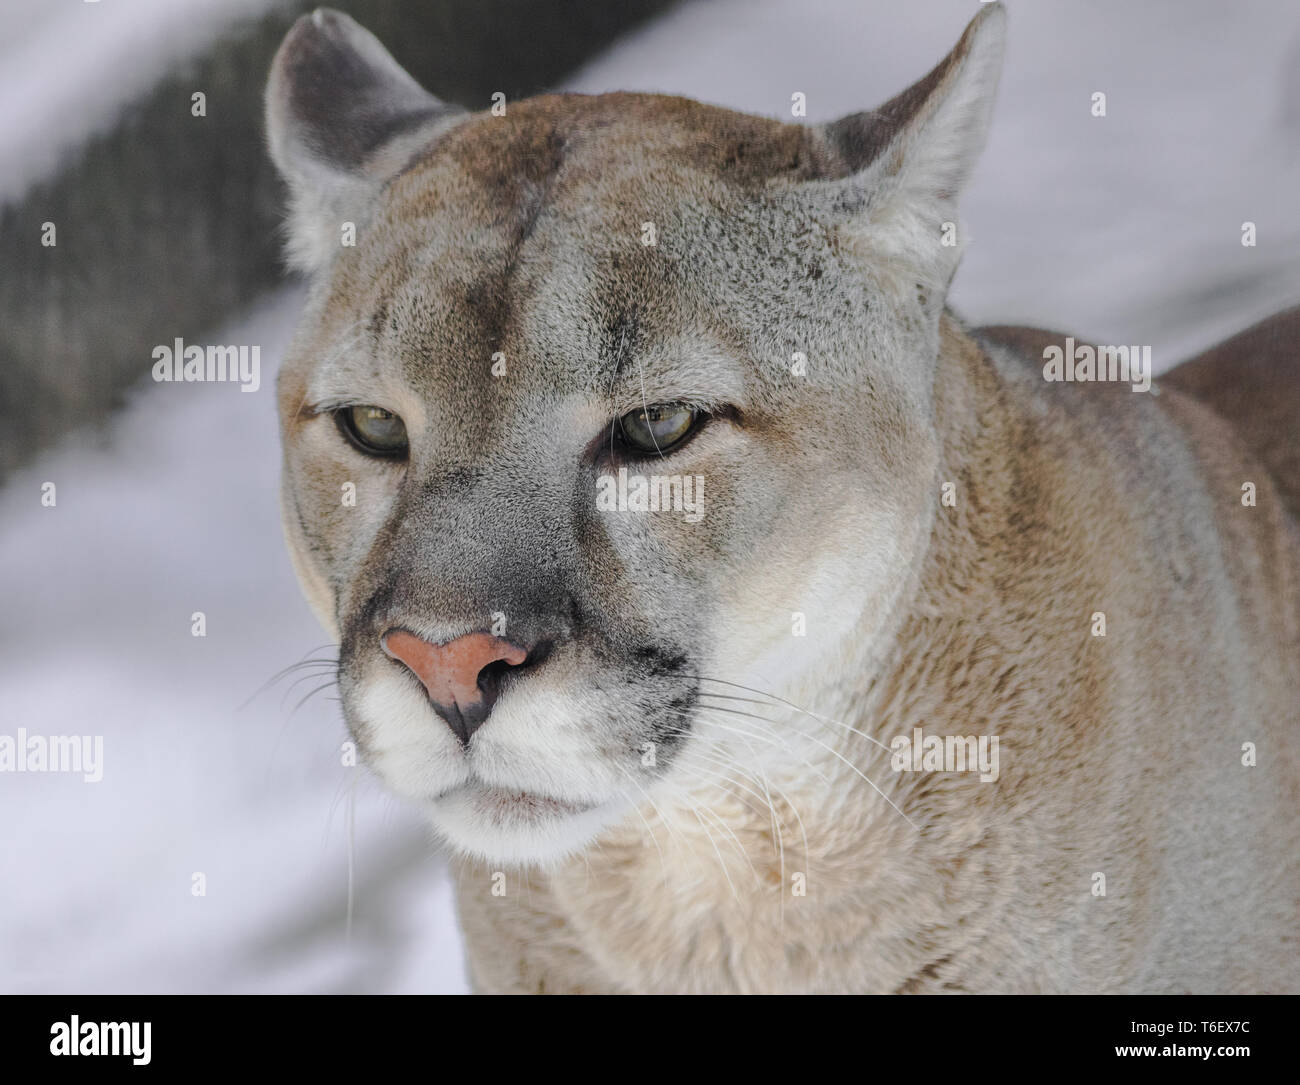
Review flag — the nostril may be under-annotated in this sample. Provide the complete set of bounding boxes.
[475,657,514,700]
[476,639,551,702]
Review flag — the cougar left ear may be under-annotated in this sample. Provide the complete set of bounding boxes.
[265,8,465,273]
[811,2,1006,292]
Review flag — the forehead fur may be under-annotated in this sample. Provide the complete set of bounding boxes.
[405,91,838,200]
[296,91,868,428]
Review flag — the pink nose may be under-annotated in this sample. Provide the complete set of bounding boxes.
[382,629,528,744]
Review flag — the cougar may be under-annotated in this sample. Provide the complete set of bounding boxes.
[265,5,1299,993]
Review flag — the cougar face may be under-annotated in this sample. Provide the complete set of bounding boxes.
[268,8,1000,864]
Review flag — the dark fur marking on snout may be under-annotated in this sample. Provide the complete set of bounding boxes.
[630,643,689,677]
[625,643,697,756]
[644,685,699,751]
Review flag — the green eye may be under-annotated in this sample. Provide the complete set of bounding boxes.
[618,404,697,455]
[335,405,408,458]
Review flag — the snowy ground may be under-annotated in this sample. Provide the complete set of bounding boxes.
[2,0,1298,993]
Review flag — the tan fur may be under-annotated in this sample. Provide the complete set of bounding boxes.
[1159,306,1300,519]
[454,316,1300,993]
[267,7,1300,992]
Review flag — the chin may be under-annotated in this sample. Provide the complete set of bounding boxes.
[424,783,628,867]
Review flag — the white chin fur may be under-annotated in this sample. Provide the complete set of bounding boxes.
[424,788,629,868]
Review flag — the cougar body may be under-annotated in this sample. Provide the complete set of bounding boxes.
[265,6,1300,992]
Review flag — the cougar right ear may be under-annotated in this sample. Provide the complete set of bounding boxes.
[265,8,465,273]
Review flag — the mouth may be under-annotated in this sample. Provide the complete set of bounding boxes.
[423,779,619,864]
[433,782,596,821]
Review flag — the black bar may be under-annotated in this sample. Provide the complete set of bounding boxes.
[1,994,1290,1072]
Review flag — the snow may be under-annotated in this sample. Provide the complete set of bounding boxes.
[2,0,1298,993]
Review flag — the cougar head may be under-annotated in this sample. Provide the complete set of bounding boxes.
[266,6,1004,864]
